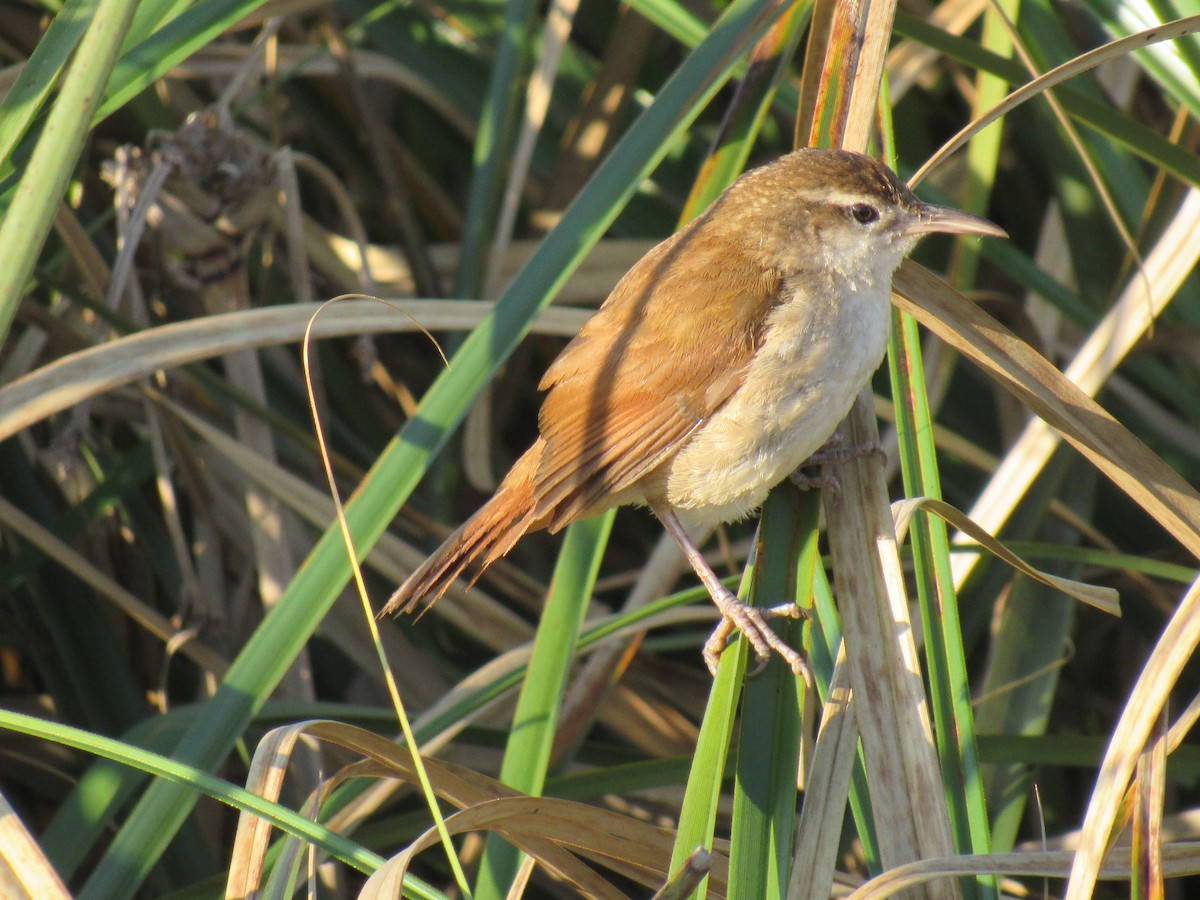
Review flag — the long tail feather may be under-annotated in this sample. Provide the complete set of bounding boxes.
[380,446,541,617]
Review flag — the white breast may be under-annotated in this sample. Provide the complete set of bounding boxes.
[659,272,893,527]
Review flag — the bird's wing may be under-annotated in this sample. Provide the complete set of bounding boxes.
[529,222,781,530]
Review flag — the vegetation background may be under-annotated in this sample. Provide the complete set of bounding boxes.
[2,0,1200,897]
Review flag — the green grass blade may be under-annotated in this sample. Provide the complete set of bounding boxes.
[95,0,275,121]
[0,0,98,170]
[669,606,749,899]
[0,709,382,873]
[0,0,139,345]
[1084,0,1200,119]
[474,511,615,899]
[728,488,810,899]
[626,0,708,46]
[889,306,996,899]
[454,0,540,297]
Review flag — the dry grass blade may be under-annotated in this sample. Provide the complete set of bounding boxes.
[0,494,228,675]
[652,848,716,900]
[1065,574,1200,898]
[911,14,1200,186]
[790,651,859,899]
[846,841,1200,898]
[1132,710,1168,896]
[950,186,1200,587]
[797,0,899,149]
[229,720,728,899]
[226,721,312,896]
[0,789,71,900]
[892,497,1120,615]
[0,301,590,442]
[316,607,715,845]
[892,262,1200,561]
[364,797,689,899]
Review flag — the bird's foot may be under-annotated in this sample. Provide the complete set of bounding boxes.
[790,434,886,495]
[650,503,810,679]
[704,589,809,678]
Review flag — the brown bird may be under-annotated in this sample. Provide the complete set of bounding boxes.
[383,148,1005,674]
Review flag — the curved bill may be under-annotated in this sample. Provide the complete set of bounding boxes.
[905,203,1008,239]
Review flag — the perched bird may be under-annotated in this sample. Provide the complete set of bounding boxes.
[383,148,1005,674]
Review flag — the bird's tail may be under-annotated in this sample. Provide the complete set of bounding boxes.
[380,445,541,618]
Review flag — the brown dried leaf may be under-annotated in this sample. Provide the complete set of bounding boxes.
[892,261,1200,560]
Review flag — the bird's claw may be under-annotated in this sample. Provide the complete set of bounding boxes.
[789,469,844,494]
[790,437,886,495]
[704,594,809,679]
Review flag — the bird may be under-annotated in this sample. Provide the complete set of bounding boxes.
[382,147,1006,675]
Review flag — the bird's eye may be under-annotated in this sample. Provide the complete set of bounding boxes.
[849,203,880,224]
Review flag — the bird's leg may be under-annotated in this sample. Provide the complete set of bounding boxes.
[789,432,886,494]
[652,504,808,677]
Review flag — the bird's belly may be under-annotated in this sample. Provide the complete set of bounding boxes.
[657,283,891,526]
